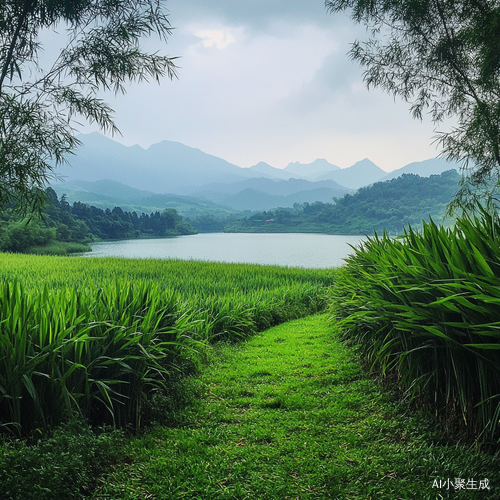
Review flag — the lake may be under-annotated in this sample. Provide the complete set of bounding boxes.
[84,233,366,268]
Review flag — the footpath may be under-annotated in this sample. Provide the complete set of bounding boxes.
[93,315,500,500]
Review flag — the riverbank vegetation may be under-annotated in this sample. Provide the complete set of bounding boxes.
[226,171,460,235]
[0,188,197,255]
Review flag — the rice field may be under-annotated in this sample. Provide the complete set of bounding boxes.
[0,254,334,437]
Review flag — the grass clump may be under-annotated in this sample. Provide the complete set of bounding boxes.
[0,279,194,436]
[328,204,500,444]
[28,242,92,255]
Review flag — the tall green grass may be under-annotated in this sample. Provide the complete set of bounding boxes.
[0,255,333,436]
[328,205,500,443]
[0,279,195,435]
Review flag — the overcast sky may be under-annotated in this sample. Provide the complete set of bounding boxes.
[79,0,441,172]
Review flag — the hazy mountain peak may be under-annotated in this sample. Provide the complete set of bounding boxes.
[348,158,383,172]
[250,161,277,172]
[310,158,341,170]
[310,158,386,189]
[59,133,265,193]
[249,162,299,180]
[284,158,340,178]
[76,132,146,152]
[285,158,340,180]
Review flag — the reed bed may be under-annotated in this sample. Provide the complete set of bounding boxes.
[328,205,500,443]
[0,255,333,436]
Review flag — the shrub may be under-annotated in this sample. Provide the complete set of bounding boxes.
[328,205,500,442]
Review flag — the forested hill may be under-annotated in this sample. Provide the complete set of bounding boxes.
[0,189,197,255]
[226,170,461,235]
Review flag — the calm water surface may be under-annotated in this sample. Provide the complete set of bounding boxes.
[85,233,366,268]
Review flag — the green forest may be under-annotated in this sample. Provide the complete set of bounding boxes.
[0,188,197,255]
[227,170,460,235]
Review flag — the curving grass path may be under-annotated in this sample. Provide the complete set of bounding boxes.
[93,315,500,499]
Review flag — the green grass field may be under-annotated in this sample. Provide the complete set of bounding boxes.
[1,249,499,499]
[91,315,500,499]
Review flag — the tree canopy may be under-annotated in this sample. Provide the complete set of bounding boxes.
[0,188,197,254]
[0,0,178,213]
[226,170,461,235]
[326,0,500,209]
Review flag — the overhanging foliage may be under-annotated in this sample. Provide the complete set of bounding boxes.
[0,0,178,214]
[326,0,500,209]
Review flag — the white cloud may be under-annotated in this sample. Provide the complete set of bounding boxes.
[194,28,238,49]
[76,2,443,174]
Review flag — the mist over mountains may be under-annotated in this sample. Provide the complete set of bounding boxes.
[56,132,258,194]
[52,133,461,213]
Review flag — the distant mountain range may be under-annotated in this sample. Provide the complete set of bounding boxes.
[51,133,462,213]
[187,177,351,211]
[193,177,349,197]
[195,187,351,212]
[249,158,341,181]
[55,132,261,194]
